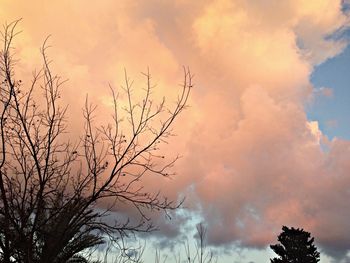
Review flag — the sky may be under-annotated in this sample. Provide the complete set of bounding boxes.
[1,0,350,262]
[309,43,350,140]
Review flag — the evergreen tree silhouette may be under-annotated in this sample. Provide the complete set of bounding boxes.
[270,226,320,263]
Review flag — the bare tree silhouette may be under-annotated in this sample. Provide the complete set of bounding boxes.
[173,223,216,263]
[0,20,191,263]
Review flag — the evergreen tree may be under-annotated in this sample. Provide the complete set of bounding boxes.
[270,226,320,263]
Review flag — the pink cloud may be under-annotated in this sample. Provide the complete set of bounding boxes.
[1,0,350,260]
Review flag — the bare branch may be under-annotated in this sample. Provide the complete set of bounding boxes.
[0,20,191,263]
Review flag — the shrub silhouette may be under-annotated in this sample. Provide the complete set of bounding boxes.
[270,226,320,263]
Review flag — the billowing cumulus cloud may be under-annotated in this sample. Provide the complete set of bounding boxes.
[1,0,350,261]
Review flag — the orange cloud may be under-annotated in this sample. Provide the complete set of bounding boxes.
[1,0,350,260]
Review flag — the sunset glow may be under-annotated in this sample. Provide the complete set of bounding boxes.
[1,1,350,262]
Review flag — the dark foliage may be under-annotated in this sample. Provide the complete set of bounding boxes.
[270,226,320,263]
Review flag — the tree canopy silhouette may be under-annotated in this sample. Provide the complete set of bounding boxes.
[0,20,191,263]
[270,226,320,263]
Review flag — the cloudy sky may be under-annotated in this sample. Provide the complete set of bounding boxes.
[1,1,350,262]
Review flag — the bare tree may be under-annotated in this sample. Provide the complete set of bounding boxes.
[0,20,191,263]
[182,223,216,263]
